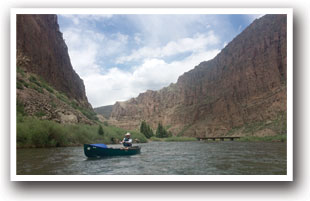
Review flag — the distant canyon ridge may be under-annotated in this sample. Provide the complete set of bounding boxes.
[96,14,287,137]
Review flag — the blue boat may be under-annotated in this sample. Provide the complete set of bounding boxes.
[84,144,141,158]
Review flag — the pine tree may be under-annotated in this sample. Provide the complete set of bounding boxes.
[156,123,172,138]
[98,125,104,135]
[156,123,164,138]
[140,121,153,138]
[146,124,154,138]
[140,121,146,137]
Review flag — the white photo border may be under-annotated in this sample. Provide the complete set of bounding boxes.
[10,8,293,181]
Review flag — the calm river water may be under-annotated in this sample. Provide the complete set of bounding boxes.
[17,141,286,175]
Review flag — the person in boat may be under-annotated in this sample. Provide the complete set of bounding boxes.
[121,132,132,148]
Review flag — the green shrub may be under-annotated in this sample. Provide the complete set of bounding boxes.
[29,83,43,93]
[16,100,25,116]
[37,76,54,93]
[56,93,70,104]
[17,81,24,90]
[16,117,147,148]
[34,110,46,118]
[98,125,104,135]
[29,75,42,87]
[17,66,25,77]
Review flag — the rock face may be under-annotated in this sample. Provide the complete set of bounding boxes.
[109,14,287,137]
[16,14,95,124]
[16,14,91,108]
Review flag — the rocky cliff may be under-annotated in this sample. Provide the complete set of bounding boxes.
[16,14,96,124]
[109,14,287,137]
[17,14,91,108]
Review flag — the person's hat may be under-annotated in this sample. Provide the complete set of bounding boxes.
[125,132,131,136]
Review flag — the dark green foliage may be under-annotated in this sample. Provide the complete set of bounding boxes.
[17,78,29,90]
[140,121,154,138]
[17,66,26,77]
[37,76,54,93]
[35,110,46,118]
[17,81,24,89]
[98,125,104,135]
[29,75,41,87]
[17,100,25,116]
[56,93,70,104]
[155,123,170,138]
[29,82,44,93]
[103,121,109,126]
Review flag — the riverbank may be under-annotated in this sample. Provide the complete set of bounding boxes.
[237,134,287,142]
[149,136,198,142]
[16,115,286,148]
[17,116,147,148]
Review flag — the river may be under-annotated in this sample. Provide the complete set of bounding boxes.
[17,141,287,175]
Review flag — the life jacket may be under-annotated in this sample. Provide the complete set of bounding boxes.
[123,137,132,147]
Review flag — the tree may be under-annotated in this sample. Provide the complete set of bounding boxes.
[146,124,154,138]
[156,123,169,138]
[98,125,104,136]
[140,121,153,139]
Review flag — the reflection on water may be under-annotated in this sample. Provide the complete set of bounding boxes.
[17,141,287,175]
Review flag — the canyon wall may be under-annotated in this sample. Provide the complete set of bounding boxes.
[109,14,287,137]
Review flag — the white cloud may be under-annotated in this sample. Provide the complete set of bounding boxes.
[86,48,220,107]
[62,27,129,77]
[127,15,213,46]
[58,14,242,107]
[116,31,219,64]
[63,28,101,76]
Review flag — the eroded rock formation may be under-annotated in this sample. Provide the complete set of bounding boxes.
[109,14,287,137]
[16,14,95,124]
[17,14,91,109]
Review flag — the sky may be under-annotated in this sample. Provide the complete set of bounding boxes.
[58,14,263,107]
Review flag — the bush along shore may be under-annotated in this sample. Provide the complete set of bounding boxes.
[17,115,147,148]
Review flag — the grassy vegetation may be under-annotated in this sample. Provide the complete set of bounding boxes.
[17,115,147,148]
[17,78,29,90]
[69,99,98,121]
[226,111,287,141]
[38,76,54,93]
[26,72,98,121]
[16,96,146,148]
[17,66,26,77]
[238,135,287,142]
[150,136,198,142]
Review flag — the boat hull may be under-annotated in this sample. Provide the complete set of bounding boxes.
[84,144,141,158]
